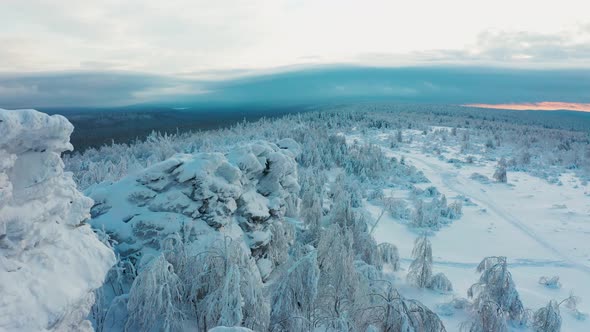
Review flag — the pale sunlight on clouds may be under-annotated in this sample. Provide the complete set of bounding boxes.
[1,0,589,74]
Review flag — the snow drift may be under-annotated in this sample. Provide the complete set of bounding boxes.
[0,109,115,331]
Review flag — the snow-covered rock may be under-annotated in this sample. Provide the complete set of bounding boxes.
[0,109,115,331]
[88,139,300,278]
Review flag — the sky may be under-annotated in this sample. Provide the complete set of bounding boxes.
[1,0,590,107]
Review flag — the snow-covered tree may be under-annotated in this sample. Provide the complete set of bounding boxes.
[467,256,527,326]
[362,286,447,332]
[533,300,561,332]
[203,264,243,329]
[315,225,359,330]
[126,255,186,332]
[407,236,433,288]
[270,251,320,332]
[493,158,508,183]
[462,300,508,332]
[378,242,400,271]
[162,237,269,331]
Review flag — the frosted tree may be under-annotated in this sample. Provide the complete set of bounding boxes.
[265,220,295,274]
[428,273,453,292]
[378,242,400,271]
[407,236,433,288]
[203,264,243,329]
[163,237,269,331]
[467,256,527,326]
[125,254,186,332]
[315,225,359,330]
[461,300,508,332]
[493,158,508,183]
[532,300,561,332]
[270,251,320,332]
[300,188,324,242]
[411,200,426,227]
[362,286,447,332]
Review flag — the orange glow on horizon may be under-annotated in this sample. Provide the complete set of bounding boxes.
[463,102,590,113]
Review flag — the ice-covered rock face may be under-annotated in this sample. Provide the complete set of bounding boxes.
[0,109,116,331]
[88,140,300,275]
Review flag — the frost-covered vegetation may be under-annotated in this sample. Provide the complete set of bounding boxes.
[3,104,590,331]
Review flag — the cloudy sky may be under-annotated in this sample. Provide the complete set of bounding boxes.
[1,0,589,107]
[2,0,590,74]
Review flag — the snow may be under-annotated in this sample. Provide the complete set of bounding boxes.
[86,139,301,329]
[360,127,590,331]
[0,109,115,331]
[208,327,254,332]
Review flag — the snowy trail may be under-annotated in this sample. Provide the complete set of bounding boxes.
[404,152,590,275]
[400,258,582,269]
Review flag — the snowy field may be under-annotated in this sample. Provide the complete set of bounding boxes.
[351,128,590,331]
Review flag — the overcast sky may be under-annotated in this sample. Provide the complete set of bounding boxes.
[1,1,590,108]
[2,0,590,75]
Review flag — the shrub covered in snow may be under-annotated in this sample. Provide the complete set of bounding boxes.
[0,109,115,331]
[429,273,453,292]
[410,193,462,230]
[533,300,561,332]
[538,275,562,289]
[462,300,509,332]
[467,256,527,326]
[362,286,447,332]
[493,158,508,183]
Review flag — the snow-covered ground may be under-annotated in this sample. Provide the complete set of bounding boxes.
[358,127,590,331]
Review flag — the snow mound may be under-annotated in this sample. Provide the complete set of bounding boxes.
[0,109,115,331]
[208,327,254,332]
[88,140,300,275]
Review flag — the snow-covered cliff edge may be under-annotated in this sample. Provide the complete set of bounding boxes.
[0,109,115,331]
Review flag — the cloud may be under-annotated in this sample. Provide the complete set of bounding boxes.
[408,26,590,66]
[0,72,206,108]
[2,1,590,73]
[1,66,590,109]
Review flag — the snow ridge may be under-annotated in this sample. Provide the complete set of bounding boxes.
[0,109,115,331]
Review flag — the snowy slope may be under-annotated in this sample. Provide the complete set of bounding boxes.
[0,109,115,331]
